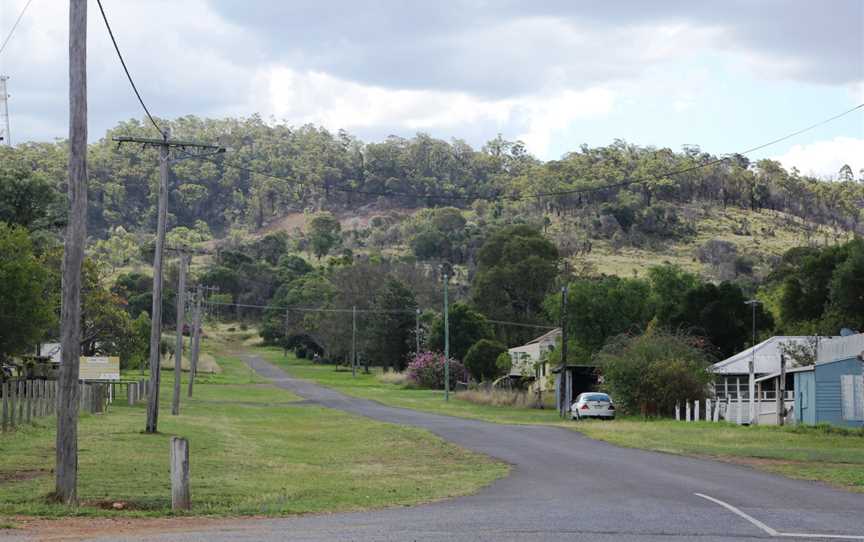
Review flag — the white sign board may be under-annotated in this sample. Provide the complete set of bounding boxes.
[79,356,120,381]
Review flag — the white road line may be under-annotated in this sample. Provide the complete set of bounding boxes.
[695,493,864,541]
[695,493,778,536]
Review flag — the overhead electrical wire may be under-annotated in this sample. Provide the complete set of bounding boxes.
[95,0,162,134]
[0,0,34,56]
[205,300,556,329]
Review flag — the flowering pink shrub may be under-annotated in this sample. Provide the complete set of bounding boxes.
[406,351,467,390]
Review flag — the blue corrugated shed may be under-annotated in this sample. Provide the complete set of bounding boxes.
[794,356,863,428]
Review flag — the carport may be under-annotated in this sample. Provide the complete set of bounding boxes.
[553,364,600,417]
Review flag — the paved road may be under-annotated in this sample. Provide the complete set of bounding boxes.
[15,355,864,541]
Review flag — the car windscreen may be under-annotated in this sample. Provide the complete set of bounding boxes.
[582,394,610,402]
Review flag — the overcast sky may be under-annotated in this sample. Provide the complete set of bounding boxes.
[1,0,862,177]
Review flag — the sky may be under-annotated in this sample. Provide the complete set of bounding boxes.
[0,0,862,178]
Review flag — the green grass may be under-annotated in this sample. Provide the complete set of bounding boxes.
[256,346,864,492]
[566,418,864,492]
[0,349,506,518]
[258,347,562,425]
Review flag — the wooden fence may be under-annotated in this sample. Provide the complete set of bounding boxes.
[1,378,150,432]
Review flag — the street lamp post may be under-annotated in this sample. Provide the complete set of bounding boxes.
[745,299,760,425]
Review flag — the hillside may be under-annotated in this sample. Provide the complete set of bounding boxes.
[243,203,847,283]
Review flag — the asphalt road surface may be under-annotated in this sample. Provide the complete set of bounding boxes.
[12,355,864,541]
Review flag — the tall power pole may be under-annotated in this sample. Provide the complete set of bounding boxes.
[56,0,87,503]
[443,273,450,402]
[187,284,203,398]
[559,285,568,418]
[351,306,357,378]
[172,253,189,415]
[0,76,10,146]
[113,135,222,433]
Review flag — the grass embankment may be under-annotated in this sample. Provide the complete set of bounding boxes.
[258,346,864,492]
[0,338,506,518]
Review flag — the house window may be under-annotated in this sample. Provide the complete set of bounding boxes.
[841,375,864,421]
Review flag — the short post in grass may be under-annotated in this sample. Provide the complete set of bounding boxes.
[2,381,8,431]
[694,400,700,421]
[706,399,712,422]
[675,402,680,421]
[170,437,191,511]
[713,400,721,422]
[685,401,690,422]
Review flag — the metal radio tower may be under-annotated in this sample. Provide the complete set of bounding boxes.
[0,75,10,146]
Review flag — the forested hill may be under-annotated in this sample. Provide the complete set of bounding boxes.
[3,115,863,242]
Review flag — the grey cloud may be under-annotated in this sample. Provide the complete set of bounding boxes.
[206,0,863,95]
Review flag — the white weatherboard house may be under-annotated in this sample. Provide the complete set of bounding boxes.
[709,333,864,424]
[507,328,561,389]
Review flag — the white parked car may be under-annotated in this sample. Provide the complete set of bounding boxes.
[571,392,615,420]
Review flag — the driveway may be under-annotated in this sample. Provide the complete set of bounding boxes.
[12,354,864,541]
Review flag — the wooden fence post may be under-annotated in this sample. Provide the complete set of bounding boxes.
[694,400,700,421]
[685,401,691,422]
[2,381,8,431]
[713,400,721,422]
[11,380,19,427]
[675,402,680,421]
[25,381,32,424]
[170,437,191,511]
[706,399,712,422]
[128,383,135,406]
[737,397,744,424]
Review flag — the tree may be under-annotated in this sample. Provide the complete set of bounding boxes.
[464,339,507,381]
[646,264,699,326]
[366,278,418,370]
[428,302,492,361]
[547,276,652,362]
[0,155,63,232]
[838,164,855,182]
[828,241,864,328]
[596,331,712,417]
[0,224,55,360]
[308,212,341,260]
[671,281,773,358]
[472,225,558,342]
[91,226,139,271]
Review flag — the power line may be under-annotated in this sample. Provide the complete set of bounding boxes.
[184,103,864,204]
[205,299,556,330]
[0,0,34,56]
[95,0,161,134]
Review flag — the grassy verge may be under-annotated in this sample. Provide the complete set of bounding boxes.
[256,345,864,492]
[573,419,864,492]
[0,347,506,518]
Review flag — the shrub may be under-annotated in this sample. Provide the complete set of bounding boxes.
[596,330,712,417]
[406,351,467,390]
[464,339,507,381]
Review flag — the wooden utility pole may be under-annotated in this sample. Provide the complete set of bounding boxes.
[777,354,787,426]
[112,135,222,433]
[187,284,203,398]
[559,285,568,418]
[443,273,450,402]
[55,0,87,504]
[172,253,189,415]
[351,306,357,378]
[415,308,421,355]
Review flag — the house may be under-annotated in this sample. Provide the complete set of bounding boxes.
[709,335,836,400]
[506,328,560,389]
[794,356,864,428]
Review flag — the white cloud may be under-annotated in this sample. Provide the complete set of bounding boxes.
[259,66,614,157]
[773,137,864,178]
